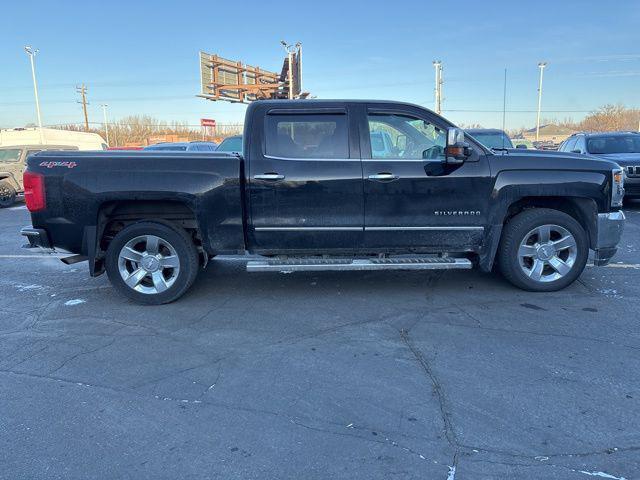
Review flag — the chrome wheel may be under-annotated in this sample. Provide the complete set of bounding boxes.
[517,224,578,283]
[117,235,180,294]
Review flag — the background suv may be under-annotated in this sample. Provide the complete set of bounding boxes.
[559,132,640,199]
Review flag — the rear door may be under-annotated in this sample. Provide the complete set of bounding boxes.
[360,104,491,251]
[248,104,364,252]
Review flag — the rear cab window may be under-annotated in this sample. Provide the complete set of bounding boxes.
[264,113,349,159]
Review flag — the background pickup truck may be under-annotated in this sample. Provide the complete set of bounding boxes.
[22,100,626,304]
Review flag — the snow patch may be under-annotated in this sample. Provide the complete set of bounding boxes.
[446,465,456,480]
[15,284,45,292]
[578,471,627,480]
[64,299,86,306]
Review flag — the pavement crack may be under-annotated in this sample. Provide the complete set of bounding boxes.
[47,338,117,375]
[399,328,460,475]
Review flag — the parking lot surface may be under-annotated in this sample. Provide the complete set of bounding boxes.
[1,203,639,480]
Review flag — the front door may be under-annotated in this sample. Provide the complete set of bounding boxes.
[360,105,492,251]
[248,106,364,253]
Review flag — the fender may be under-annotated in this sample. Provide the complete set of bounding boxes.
[478,169,608,271]
[0,171,21,191]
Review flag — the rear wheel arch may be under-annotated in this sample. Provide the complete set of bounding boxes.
[93,200,205,275]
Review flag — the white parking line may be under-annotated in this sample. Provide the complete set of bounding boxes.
[591,263,640,269]
[0,254,64,259]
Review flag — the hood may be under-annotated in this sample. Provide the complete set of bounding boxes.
[491,149,620,172]
[593,152,640,165]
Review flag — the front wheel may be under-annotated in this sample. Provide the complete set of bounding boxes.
[105,221,200,304]
[0,181,16,208]
[497,208,589,292]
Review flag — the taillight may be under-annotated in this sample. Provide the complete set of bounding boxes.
[23,172,46,212]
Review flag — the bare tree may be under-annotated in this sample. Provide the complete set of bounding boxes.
[53,115,243,146]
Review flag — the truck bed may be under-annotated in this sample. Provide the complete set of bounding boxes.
[27,150,245,257]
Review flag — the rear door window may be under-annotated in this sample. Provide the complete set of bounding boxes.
[265,114,348,159]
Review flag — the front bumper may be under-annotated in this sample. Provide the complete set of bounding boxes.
[593,211,625,266]
[20,227,52,250]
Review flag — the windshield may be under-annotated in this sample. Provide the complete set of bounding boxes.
[587,135,640,154]
[217,136,243,152]
[0,149,21,162]
[468,132,514,149]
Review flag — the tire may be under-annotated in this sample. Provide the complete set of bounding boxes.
[0,181,16,208]
[105,221,199,304]
[497,208,588,292]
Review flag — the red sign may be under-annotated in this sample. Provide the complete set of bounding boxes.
[200,118,216,127]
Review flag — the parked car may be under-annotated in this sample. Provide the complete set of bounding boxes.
[0,127,107,150]
[465,128,514,149]
[511,138,535,149]
[22,99,625,303]
[107,146,144,151]
[0,145,79,207]
[216,135,243,154]
[143,141,218,152]
[534,141,560,151]
[559,131,640,199]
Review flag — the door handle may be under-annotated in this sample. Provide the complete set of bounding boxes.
[368,173,398,181]
[254,173,285,181]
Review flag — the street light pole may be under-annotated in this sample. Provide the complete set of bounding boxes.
[536,62,547,142]
[100,104,110,145]
[24,46,44,143]
[432,60,443,115]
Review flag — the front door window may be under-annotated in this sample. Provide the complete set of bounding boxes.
[368,114,446,160]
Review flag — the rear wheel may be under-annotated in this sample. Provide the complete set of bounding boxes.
[497,208,588,291]
[105,221,199,304]
[0,181,16,208]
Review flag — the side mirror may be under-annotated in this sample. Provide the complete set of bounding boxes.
[571,149,582,154]
[445,128,468,164]
[516,144,527,149]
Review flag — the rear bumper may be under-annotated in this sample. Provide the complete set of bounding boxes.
[593,211,625,266]
[20,227,52,250]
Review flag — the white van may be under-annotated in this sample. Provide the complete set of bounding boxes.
[0,127,107,150]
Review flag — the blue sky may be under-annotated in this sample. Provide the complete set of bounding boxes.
[1,0,639,130]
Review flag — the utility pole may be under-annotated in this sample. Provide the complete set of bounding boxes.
[76,84,89,131]
[100,103,110,145]
[24,46,44,143]
[432,60,443,115]
[536,62,547,142]
[280,40,297,99]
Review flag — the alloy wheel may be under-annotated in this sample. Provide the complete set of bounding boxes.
[117,235,180,294]
[517,224,578,283]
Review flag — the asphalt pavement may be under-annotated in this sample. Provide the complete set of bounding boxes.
[1,202,639,480]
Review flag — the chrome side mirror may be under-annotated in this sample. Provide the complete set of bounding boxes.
[445,128,468,164]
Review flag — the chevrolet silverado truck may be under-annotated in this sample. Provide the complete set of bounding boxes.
[21,100,626,304]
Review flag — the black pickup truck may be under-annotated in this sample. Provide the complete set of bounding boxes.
[22,100,626,304]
